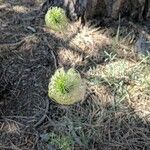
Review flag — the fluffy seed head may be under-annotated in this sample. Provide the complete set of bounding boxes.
[45,7,68,31]
[48,68,86,105]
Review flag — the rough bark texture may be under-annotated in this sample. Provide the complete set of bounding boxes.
[43,0,150,22]
[85,0,150,21]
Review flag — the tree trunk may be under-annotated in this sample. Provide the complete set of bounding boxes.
[43,0,150,22]
[84,0,150,21]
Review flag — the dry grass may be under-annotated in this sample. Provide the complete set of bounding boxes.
[0,0,150,150]
[70,25,111,57]
[58,48,83,67]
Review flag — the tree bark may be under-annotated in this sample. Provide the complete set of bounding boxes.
[43,0,150,22]
[84,0,150,21]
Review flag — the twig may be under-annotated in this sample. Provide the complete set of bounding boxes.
[43,36,58,69]
[0,145,21,150]
[1,118,24,127]
[34,98,49,128]
[32,133,40,149]
[0,40,25,52]
[0,35,38,53]
[2,116,35,119]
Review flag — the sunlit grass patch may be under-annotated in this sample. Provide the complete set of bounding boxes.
[87,59,135,86]
[101,59,134,79]
[87,56,150,110]
[126,58,150,101]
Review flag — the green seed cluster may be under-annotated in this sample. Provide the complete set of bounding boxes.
[48,68,86,105]
[45,7,68,31]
